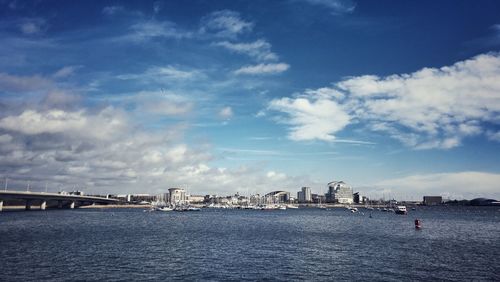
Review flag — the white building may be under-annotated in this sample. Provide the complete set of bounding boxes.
[326,181,353,204]
[168,188,186,206]
[187,194,205,203]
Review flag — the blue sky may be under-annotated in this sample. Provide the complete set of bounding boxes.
[1,0,500,200]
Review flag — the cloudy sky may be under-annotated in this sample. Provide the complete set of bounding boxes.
[1,0,500,200]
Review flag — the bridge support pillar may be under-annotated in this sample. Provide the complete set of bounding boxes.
[70,201,75,209]
[25,200,32,211]
[40,201,46,210]
[0,200,3,212]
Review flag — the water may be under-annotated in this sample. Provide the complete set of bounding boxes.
[0,207,499,281]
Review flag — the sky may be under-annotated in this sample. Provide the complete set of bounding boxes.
[1,0,500,200]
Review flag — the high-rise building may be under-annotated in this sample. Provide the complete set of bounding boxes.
[298,187,312,203]
[326,181,353,204]
[353,192,362,204]
[168,188,186,205]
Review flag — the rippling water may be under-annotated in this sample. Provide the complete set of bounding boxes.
[1,206,499,281]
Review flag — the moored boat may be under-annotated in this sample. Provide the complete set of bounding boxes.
[395,206,407,215]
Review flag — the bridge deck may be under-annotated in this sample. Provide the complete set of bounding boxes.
[0,191,120,211]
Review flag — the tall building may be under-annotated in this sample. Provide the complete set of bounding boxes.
[353,192,362,204]
[297,187,312,203]
[326,181,353,204]
[168,188,186,205]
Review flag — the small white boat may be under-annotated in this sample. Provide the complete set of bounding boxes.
[286,204,299,209]
[395,206,407,215]
[157,207,173,212]
[350,207,358,213]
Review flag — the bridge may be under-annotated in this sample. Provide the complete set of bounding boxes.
[0,191,120,211]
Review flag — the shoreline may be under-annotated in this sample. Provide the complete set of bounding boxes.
[79,204,152,209]
[0,204,152,211]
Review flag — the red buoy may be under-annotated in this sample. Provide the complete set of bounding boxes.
[415,219,422,229]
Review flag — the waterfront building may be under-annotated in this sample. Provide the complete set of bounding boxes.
[362,196,370,204]
[311,194,326,204]
[265,191,290,203]
[187,194,205,203]
[297,187,312,203]
[326,181,353,204]
[353,192,362,204]
[229,194,240,205]
[204,195,216,204]
[423,196,442,205]
[250,194,261,205]
[127,194,155,203]
[168,188,187,206]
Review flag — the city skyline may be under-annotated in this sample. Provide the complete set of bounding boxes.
[1,0,500,200]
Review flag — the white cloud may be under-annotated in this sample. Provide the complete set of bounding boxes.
[53,66,81,78]
[129,20,192,40]
[0,81,306,195]
[200,10,253,39]
[218,106,233,120]
[19,18,47,35]
[266,171,287,181]
[372,171,500,200]
[142,99,193,116]
[0,107,128,141]
[0,72,52,92]
[486,130,500,141]
[20,22,39,34]
[339,53,500,149]
[300,0,356,14]
[304,87,345,100]
[8,0,23,10]
[268,53,500,149]
[0,134,13,143]
[102,6,125,15]
[214,39,278,61]
[117,65,202,82]
[153,2,162,14]
[41,90,81,110]
[151,66,197,79]
[235,63,290,75]
[268,96,350,141]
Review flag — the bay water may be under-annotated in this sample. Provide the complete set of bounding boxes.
[0,206,498,281]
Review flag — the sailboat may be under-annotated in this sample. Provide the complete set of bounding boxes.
[157,206,173,212]
[318,196,326,209]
